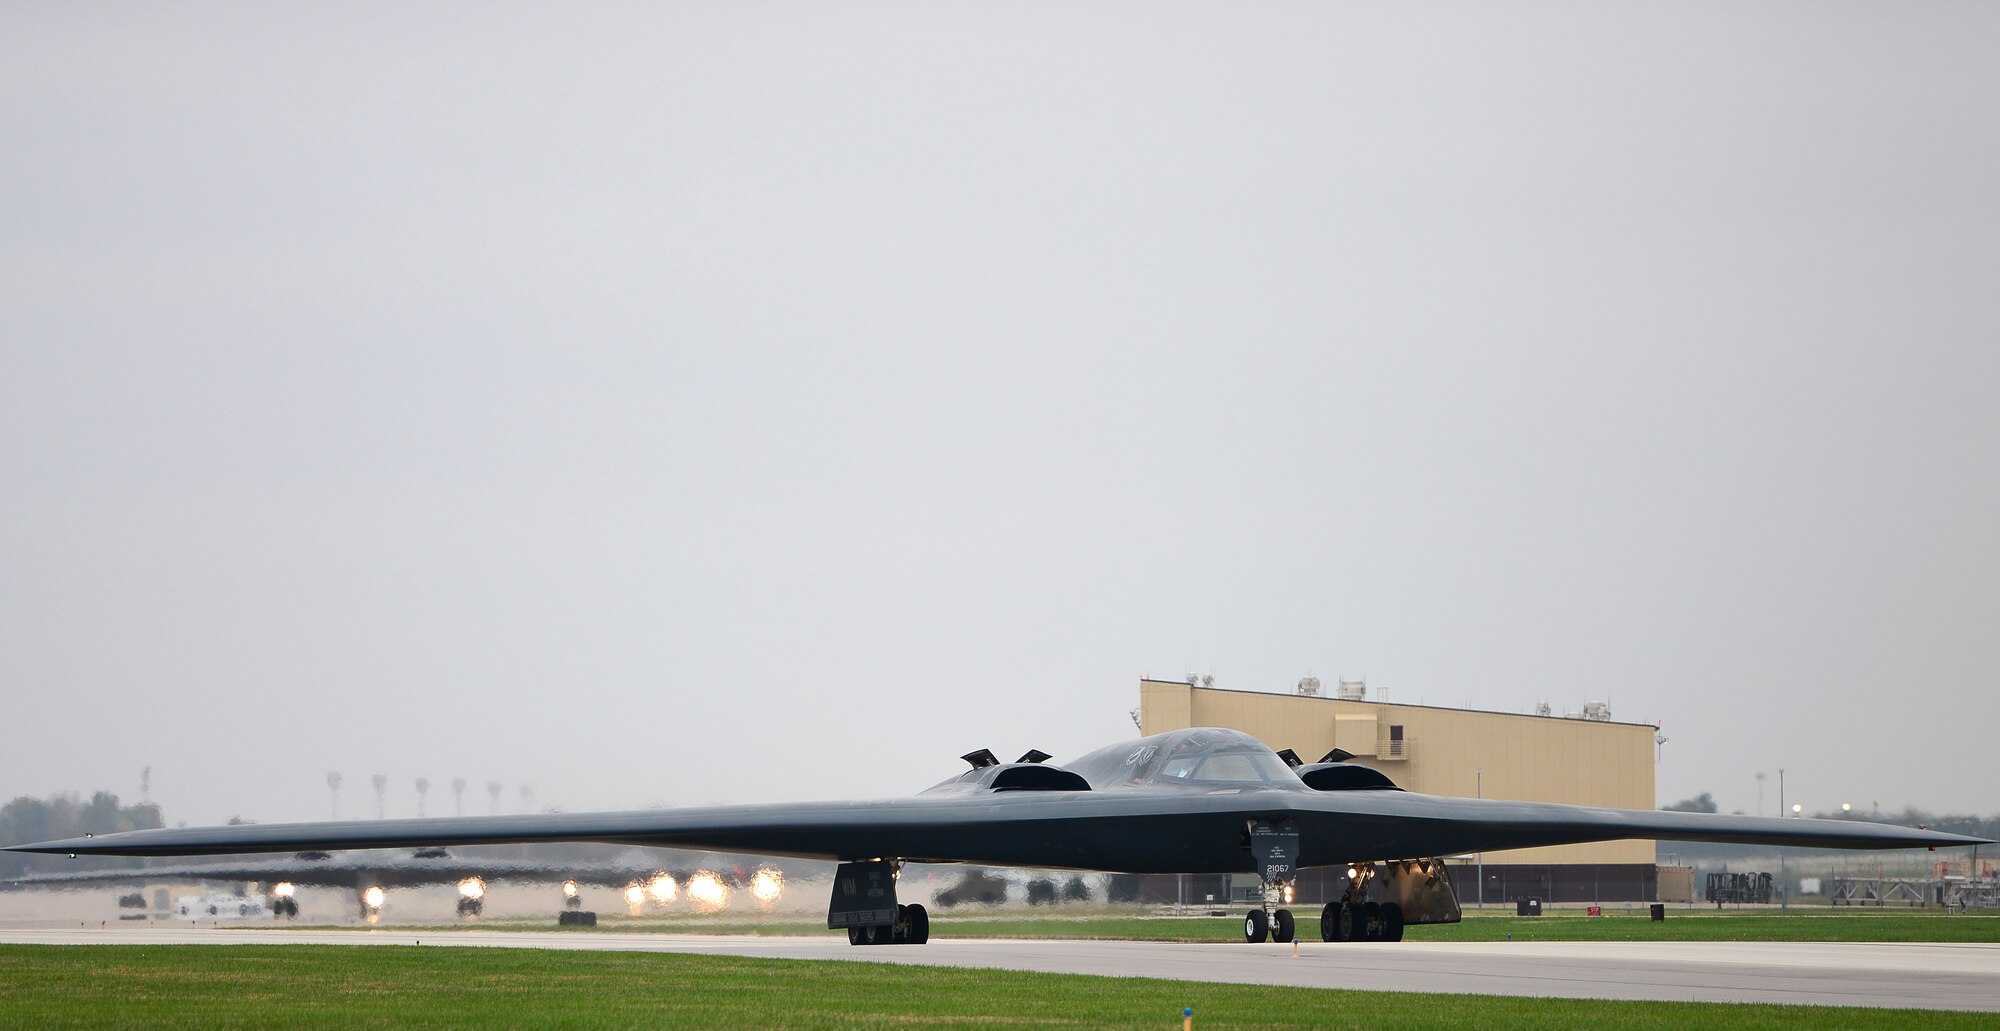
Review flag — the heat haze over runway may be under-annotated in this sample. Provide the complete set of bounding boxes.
[4,926,1995,1013]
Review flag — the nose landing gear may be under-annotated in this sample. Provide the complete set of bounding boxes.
[1244,818,1300,943]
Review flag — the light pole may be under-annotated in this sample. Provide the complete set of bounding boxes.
[1476,768,1484,910]
[1778,770,1788,910]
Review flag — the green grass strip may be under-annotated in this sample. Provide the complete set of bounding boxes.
[0,944,1987,1030]
[303,909,2000,944]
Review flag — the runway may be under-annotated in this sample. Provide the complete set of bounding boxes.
[4,926,1997,1013]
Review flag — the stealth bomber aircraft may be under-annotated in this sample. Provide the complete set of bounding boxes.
[10,728,1984,945]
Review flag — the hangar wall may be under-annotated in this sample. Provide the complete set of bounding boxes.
[1139,679,1658,872]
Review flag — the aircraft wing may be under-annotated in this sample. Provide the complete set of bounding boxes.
[1,852,689,891]
[6,790,1987,874]
[1289,791,1991,862]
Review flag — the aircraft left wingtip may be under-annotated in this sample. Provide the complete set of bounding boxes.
[2,838,92,855]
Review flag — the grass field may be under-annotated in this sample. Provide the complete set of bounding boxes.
[0,943,1989,1030]
[309,907,2000,944]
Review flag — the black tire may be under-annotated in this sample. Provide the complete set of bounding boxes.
[1333,901,1358,942]
[1360,901,1382,942]
[1243,908,1269,943]
[862,924,883,945]
[907,903,929,945]
[1381,902,1405,942]
[847,926,865,945]
[1319,903,1339,942]
[1271,908,1295,943]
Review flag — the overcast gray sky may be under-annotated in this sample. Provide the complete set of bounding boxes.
[4,2,1996,826]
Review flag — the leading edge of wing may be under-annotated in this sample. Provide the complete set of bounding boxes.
[0,794,1130,861]
[1323,791,1993,856]
[9,791,1988,869]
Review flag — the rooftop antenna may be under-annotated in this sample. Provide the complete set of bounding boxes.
[326,771,343,820]
[414,777,431,818]
[371,774,387,820]
[451,777,467,817]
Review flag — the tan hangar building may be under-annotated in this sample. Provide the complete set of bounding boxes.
[1139,676,1669,903]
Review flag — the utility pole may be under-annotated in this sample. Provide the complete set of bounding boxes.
[452,778,467,817]
[414,777,430,818]
[326,772,342,820]
[371,774,387,820]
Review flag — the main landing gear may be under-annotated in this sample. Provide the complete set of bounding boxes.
[830,859,931,946]
[1318,899,1403,941]
[846,903,930,946]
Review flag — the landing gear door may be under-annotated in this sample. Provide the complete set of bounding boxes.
[827,860,899,929]
[1249,820,1299,884]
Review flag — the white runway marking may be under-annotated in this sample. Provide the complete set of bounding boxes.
[3,926,1996,1012]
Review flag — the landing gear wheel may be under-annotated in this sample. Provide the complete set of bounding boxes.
[905,903,930,945]
[1322,901,1357,942]
[862,924,884,945]
[1243,908,1269,943]
[1381,902,1405,942]
[1271,908,1295,943]
[847,926,865,945]
[1360,901,1382,942]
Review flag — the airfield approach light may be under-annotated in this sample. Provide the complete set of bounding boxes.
[562,880,580,899]
[363,885,386,909]
[273,882,297,898]
[686,870,729,910]
[750,867,784,906]
[624,883,646,906]
[648,873,678,904]
[458,877,486,900]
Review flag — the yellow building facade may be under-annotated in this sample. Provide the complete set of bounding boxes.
[1139,678,1657,866]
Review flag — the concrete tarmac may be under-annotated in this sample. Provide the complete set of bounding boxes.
[3,926,1996,1013]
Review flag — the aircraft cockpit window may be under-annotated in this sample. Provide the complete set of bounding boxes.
[1195,753,1274,783]
[1155,750,1291,784]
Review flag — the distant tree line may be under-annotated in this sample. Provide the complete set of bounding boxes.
[0,792,163,880]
